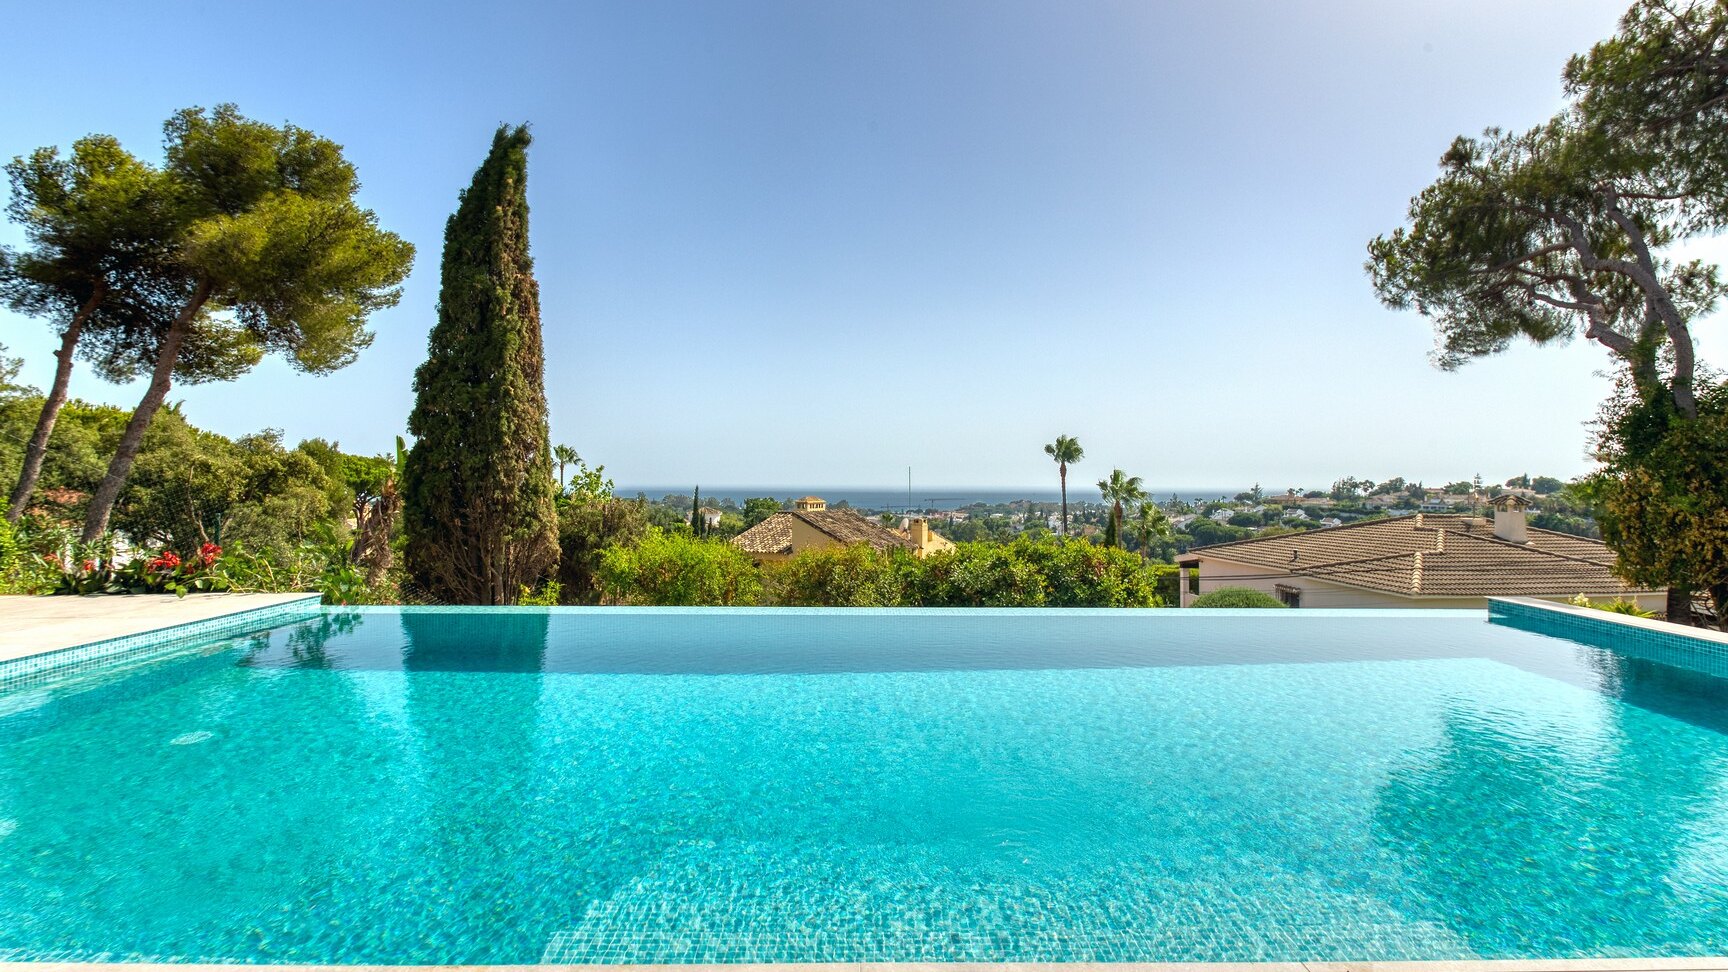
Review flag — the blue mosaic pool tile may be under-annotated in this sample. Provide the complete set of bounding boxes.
[0,595,322,693]
[8,604,1728,963]
[1489,597,1728,678]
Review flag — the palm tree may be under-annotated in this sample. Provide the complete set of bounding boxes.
[553,444,578,490]
[1043,435,1084,536]
[1097,468,1146,548]
[1132,500,1172,560]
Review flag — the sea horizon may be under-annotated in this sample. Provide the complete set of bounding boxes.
[617,485,1251,511]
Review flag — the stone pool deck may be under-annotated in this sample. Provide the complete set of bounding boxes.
[0,592,319,664]
[0,951,1722,972]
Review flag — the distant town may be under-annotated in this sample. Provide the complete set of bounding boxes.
[630,472,1591,564]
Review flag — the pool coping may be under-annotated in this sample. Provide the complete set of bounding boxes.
[1,953,1723,970]
[0,593,323,691]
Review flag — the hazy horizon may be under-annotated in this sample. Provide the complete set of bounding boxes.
[4,0,1721,487]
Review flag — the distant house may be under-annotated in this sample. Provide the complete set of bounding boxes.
[1419,493,1476,512]
[1177,498,1663,611]
[692,506,723,530]
[732,496,951,562]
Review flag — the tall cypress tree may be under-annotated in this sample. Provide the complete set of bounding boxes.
[402,125,558,604]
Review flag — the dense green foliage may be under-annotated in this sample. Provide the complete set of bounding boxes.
[916,538,1166,607]
[1570,592,1657,618]
[556,472,651,605]
[1096,468,1146,548]
[0,133,261,524]
[597,529,763,606]
[1190,587,1287,609]
[1590,376,1728,626]
[0,106,413,541]
[600,534,1170,608]
[115,108,411,540]
[1565,1,1728,230]
[403,125,559,604]
[0,376,397,602]
[766,543,909,607]
[742,497,782,528]
[1369,1,1728,625]
[1367,0,1728,421]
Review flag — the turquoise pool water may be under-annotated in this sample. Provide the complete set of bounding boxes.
[2,607,1727,963]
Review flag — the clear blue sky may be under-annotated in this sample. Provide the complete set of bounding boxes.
[3,1,1719,492]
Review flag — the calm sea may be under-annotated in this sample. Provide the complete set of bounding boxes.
[617,486,1244,511]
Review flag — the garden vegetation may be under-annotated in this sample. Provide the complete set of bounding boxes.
[3,3,1724,617]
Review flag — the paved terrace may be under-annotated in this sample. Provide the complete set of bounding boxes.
[0,592,318,664]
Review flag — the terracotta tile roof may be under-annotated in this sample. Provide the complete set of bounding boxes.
[731,509,916,556]
[732,516,795,555]
[1186,513,1655,599]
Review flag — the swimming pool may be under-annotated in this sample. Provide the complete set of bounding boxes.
[2,605,1726,964]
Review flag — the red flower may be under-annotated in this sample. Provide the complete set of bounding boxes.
[149,550,181,572]
[81,559,96,572]
[198,543,221,567]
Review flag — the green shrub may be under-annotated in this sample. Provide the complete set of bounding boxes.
[517,579,563,606]
[318,559,372,605]
[761,537,1174,608]
[213,541,323,593]
[557,497,649,604]
[0,518,74,594]
[910,542,1049,606]
[597,528,762,605]
[1190,586,1287,608]
[1569,593,1656,618]
[767,544,908,606]
[1004,537,1164,607]
[591,533,1169,609]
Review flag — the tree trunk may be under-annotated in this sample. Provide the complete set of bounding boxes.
[80,283,210,543]
[1666,585,1694,627]
[6,285,105,523]
[1059,467,1068,537]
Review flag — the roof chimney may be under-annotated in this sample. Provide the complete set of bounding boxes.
[1489,493,1530,544]
[908,517,930,545]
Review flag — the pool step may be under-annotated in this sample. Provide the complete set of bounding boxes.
[539,843,1472,964]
